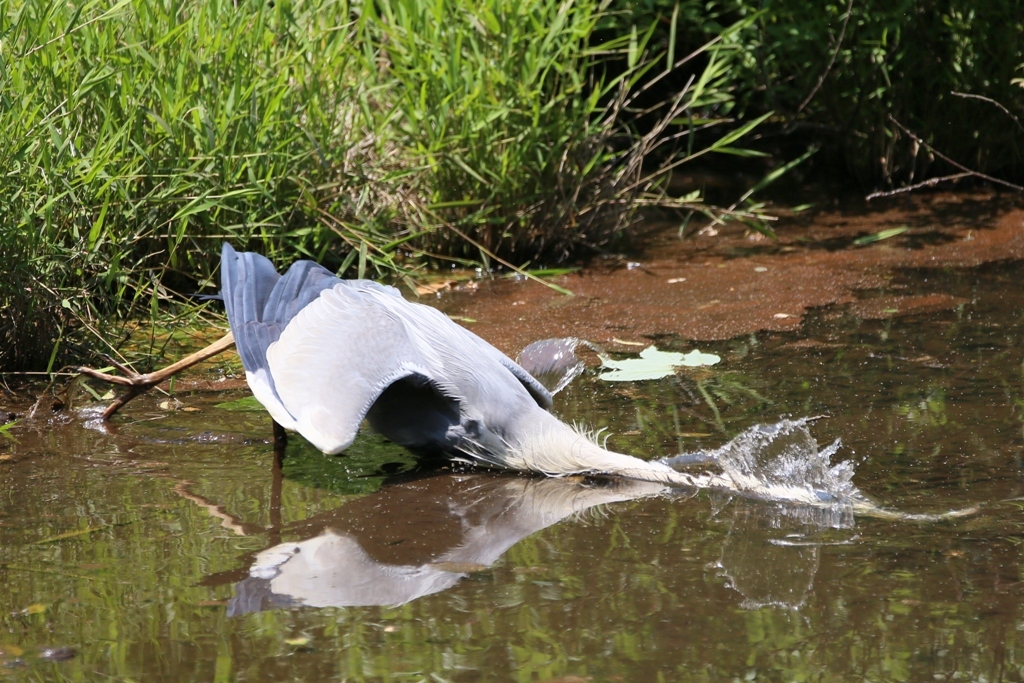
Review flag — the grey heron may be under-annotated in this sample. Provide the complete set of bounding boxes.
[219,243,687,484]
[78,246,982,520]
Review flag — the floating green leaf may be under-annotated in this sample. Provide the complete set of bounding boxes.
[599,346,721,382]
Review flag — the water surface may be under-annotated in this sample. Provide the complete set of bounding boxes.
[2,262,1024,682]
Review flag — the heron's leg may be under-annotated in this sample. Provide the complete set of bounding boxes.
[269,434,285,545]
[79,331,236,420]
[272,419,288,449]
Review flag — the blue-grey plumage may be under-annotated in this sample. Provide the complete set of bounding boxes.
[220,244,693,482]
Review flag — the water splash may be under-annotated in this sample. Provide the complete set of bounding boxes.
[659,418,868,528]
[659,418,980,525]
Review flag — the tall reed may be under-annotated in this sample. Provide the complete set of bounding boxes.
[1,0,372,369]
[615,0,1024,187]
[0,0,749,371]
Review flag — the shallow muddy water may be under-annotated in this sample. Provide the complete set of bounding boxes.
[3,257,1024,681]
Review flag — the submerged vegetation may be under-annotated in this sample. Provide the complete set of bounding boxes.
[1,0,1021,372]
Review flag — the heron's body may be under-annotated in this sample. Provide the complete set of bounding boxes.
[220,244,684,483]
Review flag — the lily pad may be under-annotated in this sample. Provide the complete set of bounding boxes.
[598,344,720,382]
[677,349,722,367]
[599,346,721,382]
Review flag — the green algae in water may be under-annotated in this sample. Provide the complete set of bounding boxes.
[214,395,266,412]
[282,433,420,496]
[214,395,419,495]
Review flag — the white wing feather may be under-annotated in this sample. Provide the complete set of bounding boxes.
[266,284,438,454]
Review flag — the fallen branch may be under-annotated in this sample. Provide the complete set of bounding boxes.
[865,172,973,201]
[78,331,236,419]
[950,91,1024,135]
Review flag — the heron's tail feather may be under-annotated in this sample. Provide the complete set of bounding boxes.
[220,244,341,376]
[220,244,282,374]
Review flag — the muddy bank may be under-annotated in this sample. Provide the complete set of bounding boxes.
[436,191,1024,354]
[2,191,1019,412]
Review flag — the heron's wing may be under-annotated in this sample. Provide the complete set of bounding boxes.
[366,292,554,411]
[220,243,281,373]
[263,260,342,327]
[266,283,440,454]
[221,245,345,430]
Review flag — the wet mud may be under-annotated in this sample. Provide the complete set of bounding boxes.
[437,191,1023,354]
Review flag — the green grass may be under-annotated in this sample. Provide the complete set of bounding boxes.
[614,0,1024,188]
[354,0,680,262]
[740,0,1024,187]
[3,0,1020,373]
[1,0,370,370]
[0,0,756,372]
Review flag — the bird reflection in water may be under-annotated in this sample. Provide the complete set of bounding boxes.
[215,418,877,614]
[226,472,667,613]
[219,464,849,614]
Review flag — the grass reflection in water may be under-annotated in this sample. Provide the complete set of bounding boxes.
[2,263,1024,681]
